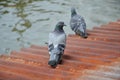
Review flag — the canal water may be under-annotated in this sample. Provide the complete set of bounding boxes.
[0,0,120,54]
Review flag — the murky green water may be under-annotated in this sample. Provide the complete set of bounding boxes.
[0,0,120,54]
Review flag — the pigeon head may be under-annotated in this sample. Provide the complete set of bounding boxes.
[54,21,66,31]
[71,7,77,17]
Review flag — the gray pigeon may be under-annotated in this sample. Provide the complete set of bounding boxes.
[48,21,66,67]
[70,7,88,38]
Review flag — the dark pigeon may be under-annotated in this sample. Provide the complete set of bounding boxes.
[70,7,88,38]
[48,21,66,68]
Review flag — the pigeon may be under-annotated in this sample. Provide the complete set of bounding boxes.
[48,21,66,68]
[70,7,88,38]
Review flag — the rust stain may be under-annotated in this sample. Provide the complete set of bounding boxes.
[0,20,120,80]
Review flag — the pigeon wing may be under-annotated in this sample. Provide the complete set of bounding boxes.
[48,32,66,54]
[70,15,86,32]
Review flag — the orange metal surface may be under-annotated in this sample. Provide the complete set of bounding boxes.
[0,20,120,80]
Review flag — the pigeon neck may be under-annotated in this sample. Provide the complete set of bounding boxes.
[54,26,63,32]
[71,10,77,17]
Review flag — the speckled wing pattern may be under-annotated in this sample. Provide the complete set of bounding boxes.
[48,31,66,55]
[70,15,86,33]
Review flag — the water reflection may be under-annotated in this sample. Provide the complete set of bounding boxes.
[0,0,120,54]
[0,0,32,53]
[12,0,32,48]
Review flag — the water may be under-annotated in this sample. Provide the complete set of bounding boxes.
[0,0,120,54]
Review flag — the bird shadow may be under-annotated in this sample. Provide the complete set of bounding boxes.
[61,54,73,64]
[63,54,72,60]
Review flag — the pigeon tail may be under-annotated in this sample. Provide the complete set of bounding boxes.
[48,60,57,68]
[75,30,88,38]
[48,53,63,68]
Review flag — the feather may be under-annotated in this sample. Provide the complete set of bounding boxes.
[48,22,66,67]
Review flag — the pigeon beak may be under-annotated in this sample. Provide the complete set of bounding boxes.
[63,24,66,26]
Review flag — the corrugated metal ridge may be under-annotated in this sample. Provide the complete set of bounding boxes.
[0,20,120,80]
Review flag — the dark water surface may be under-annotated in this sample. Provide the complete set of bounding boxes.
[0,0,120,54]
